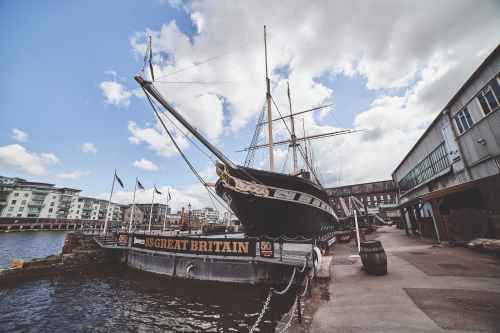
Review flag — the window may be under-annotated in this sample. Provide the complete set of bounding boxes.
[50,202,54,206]
[18,206,24,212]
[454,108,474,134]
[49,208,53,213]
[14,193,19,197]
[478,84,499,116]
[11,200,17,205]
[8,207,14,212]
[398,142,450,193]
[21,200,26,205]
[24,193,29,197]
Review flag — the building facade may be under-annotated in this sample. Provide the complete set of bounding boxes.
[0,176,124,223]
[133,203,169,226]
[326,180,399,220]
[192,207,220,224]
[1,180,56,218]
[123,206,145,228]
[392,44,500,240]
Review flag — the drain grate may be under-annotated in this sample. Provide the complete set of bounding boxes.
[438,263,467,270]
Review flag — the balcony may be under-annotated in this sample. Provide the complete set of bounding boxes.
[28,200,44,207]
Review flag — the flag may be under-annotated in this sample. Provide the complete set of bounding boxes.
[137,179,145,191]
[115,172,124,188]
[168,189,172,200]
[154,186,162,195]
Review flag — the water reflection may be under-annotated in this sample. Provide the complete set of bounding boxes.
[0,267,293,332]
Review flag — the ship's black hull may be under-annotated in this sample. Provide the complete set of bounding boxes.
[215,166,336,238]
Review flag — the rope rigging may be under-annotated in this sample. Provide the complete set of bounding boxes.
[142,88,231,213]
[271,96,323,186]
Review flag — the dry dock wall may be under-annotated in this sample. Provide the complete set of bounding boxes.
[127,249,295,285]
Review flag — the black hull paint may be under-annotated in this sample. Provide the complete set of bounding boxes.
[215,166,335,238]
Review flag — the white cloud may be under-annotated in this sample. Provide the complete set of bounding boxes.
[0,144,59,176]
[11,128,29,142]
[81,142,98,154]
[123,1,499,185]
[190,12,205,33]
[133,158,160,171]
[99,80,133,107]
[128,117,190,157]
[56,170,91,179]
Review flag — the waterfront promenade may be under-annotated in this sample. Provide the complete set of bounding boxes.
[294,226,500,333]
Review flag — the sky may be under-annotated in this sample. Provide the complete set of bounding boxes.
[1,0,499,210]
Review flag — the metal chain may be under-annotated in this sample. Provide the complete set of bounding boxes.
[273,267,296,295]
[249,289,273,333]
[277,296,298,333]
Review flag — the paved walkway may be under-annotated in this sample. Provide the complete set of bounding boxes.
[308,226,500,333]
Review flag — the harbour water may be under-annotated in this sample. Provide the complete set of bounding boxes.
[0,231,67,268]
[0,232,294,332]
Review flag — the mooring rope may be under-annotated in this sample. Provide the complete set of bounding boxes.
[299,256,308,273]
[301,276,310,297]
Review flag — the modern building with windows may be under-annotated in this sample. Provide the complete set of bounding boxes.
[1,180,56,218]
[192,207,220,224]
[392,44,500,241]
[132,203,169,226]
[0,176,124,223]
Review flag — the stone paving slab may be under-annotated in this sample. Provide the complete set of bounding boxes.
[302,226,500,333]
[405,288,500,332]
[394,247,500,278]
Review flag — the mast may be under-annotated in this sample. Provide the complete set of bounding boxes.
[264,25,274,171]
[135,76,236,169]
[287,81,298,173]
[302,119,309,169]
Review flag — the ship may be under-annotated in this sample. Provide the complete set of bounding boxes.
[135,27,360,238]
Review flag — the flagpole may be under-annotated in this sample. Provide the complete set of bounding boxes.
[148,186,155,232]
[163,188,169,233]
[103,169,117,235]
[129,177,138,233]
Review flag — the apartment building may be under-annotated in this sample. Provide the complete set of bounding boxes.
[0,176,123,222]
[1,180,56,218]
[132,203,169,225]
[192,207,220,224]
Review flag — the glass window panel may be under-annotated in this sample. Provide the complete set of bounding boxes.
[478,94,491,115]
[455,117,464,133]
[464,108,474,127]
[484,88,498,111]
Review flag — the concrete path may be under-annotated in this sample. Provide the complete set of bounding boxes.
[308,226,500,333]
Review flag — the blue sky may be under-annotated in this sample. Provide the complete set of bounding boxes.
[0,1,205,193]
[1,1,498,207]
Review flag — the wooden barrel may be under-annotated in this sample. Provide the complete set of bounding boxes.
[360,240,387,275]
